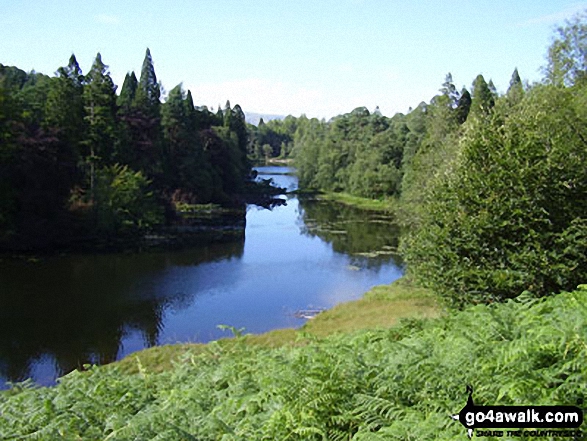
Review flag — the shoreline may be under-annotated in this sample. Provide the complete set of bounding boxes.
[110,276,442,375]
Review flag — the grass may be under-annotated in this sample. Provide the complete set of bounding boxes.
[303,277,441,337]
[315,191,397,212]
[110,277,442,375]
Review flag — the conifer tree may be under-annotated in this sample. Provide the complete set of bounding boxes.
[488,79,498,100]
[223,100,233,127]
[506,68,524,106]
[455,87,472,124]
[216,105,223,124]
[129,49,163,181]
[135,48,160,115]
[470,74,495,118]
[117,71,138,111]
[83,53,118,196]
[185,89,196,123]
[44,55,85,156]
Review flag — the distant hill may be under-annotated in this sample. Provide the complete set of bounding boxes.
[244,112,286,126]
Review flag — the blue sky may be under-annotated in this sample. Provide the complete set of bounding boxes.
[2,0,586,119]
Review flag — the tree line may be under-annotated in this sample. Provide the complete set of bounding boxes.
[292,11,587,307]
[0,49,251,250]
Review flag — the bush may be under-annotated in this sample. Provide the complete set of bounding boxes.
[93,164,163,236]
[404,84,587,306]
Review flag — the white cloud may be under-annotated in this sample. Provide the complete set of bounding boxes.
[95,14,120,25]
[518,3,587,27]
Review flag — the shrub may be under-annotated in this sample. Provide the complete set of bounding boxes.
[404,84,587,306]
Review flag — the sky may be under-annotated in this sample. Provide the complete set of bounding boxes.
[2,0,586,120]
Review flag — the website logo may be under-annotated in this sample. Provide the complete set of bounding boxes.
[451,386,583,439]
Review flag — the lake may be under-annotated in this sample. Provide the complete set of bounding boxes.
[0,166,403,388]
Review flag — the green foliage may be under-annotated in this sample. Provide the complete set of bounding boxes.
[135,48,161,115]
[1,286,585,440]
[506,68,524,106]
[544,10,587,86]
[405,83,587,306]
[295,108,405,199]
[399,96,461,228]
[93,164,163,236]
[248,115,298,160]
[470,74,495,119]
[83,53,118,168]
[0,50,253,250]
[117,71,138,111]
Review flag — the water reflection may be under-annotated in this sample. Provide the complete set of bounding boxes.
[297,197,403,270]
[0,166,404,388]
[0,240,244,383]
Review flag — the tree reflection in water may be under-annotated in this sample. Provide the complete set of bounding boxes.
[0,237,244,384]
[297,197,403,271]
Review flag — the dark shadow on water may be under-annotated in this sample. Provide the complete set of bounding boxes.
[0,237,244,386]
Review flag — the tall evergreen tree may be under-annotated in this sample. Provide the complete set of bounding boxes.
[223,100,233,127]
[135,48,160,115]
[44,55,85,158]
[455,87,472,124]
[83,53,118,196]
[506,68,524,106]
[185,89,196,123]
[488,79,498,100]
[117,71,138,111]
[470,74,495,118]
[129,49,163,181]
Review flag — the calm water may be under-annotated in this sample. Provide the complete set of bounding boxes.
[0,166,403,388]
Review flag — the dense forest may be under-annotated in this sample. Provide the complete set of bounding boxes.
[0,49,251,251]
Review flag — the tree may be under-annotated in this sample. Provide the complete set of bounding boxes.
[127,49,163,181]
[94,164,163,237]
[117,71,138,111]
[455,87,471,124]
[44,55,85,160]
[83,53,118,197]
[161,83,189,189]
[440,73,460,108]
[135,48,160,115]
[544,10,587,86]
[404,84,587,306]
[470,74,495,118]
[506,68,524,106]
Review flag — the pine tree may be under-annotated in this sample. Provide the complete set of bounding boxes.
[127,48,163,182]
[506,68,524,106]
[488,79,498,100]
[83,53,118,197]
[185,89,196,123]
[44,54,85,157]
[215,104,224,125]
[135,48,160,115]
[117,71,138,111]
[470,74,495,118]
[223,100,233,127]
[455,87,472,124]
